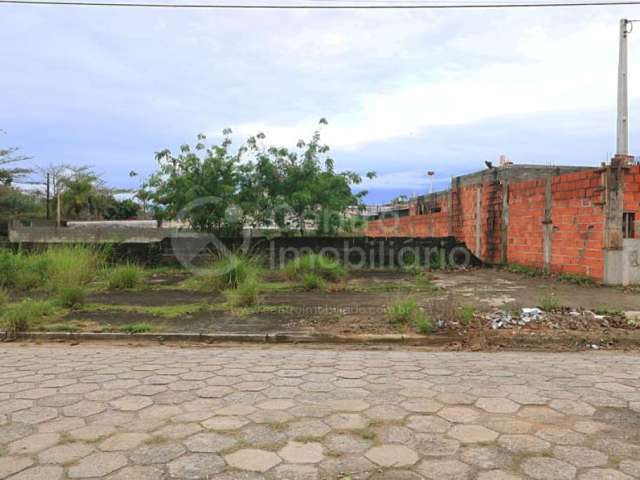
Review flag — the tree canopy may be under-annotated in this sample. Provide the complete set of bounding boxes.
[141,120,375,235]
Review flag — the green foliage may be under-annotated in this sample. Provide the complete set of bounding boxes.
[592,306,625,316]
[284,253,346,282]
[120,322,153,334]
[458,305,476,325]
[302,273,326,291]
[414,315,434,334]
[210,254,261,290]
[387,298,419,323]
[107,264,144,290]
[557,273,596,286]
[505,263,544,277]
[141,120,375,235]
[225,278,260,307]
[0,246,101,291]
[1,299,56,336]
[104,198,140,220]
[415,273,439,292]
[0,287,7,306]
[56,286,87,309]
[628,318,638,328]
[539,293,561,312]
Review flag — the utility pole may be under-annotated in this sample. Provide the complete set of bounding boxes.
[46,173,50,220]
[617,18,631,155]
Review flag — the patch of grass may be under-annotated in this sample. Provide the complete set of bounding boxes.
[56,286,87,309]
[458,305,476,325]
[0,287,8,307]
[505,263,544,277]
[628,318,638,328]
[413,315,434,334]
[82,302,209,318]
[225,279,260,307]
[283,253,346,282]
[44,322,81,333]
[211,254,262,290]
[557,272,595,286]
[592,306,625,317]
[0,246,102,291]
[387,298,419,323]
[1,299,58,336]
[415,273,439,292]
[302,273,326,291]
[120,322,153,334]
[106,263,145,290]
[539,293,561,312]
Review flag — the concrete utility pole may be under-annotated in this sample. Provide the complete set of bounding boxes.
[617,18,631,155]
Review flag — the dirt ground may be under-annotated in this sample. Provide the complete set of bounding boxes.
[39,268,638,347]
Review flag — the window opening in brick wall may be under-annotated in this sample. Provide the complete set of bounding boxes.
[623,212,636,239]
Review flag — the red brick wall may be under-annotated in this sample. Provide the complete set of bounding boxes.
[624,165,640,227]
[365,168,613,280]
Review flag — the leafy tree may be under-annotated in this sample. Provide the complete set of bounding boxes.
[141,130,242,234]
[104,198,140,220]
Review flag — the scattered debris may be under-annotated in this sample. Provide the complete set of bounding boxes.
[521,307,543,323]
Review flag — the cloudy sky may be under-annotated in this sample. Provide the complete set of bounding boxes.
[1,1,640,203]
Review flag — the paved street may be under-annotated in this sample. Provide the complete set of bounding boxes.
[1,345,640,480]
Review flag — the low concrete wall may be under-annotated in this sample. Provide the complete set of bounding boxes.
[9,224,169,244]
[9,235,477,268]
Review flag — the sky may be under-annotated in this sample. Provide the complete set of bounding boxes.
[2,2,640,204]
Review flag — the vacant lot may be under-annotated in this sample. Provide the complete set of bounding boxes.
[2,247,638,349]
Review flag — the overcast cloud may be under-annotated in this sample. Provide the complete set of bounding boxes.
[1,3,639,203]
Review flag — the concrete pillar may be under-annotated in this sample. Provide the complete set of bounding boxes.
[475,186,482,258]
[500,182,509,264]
[542,177,553,273]
[603,154,632,284]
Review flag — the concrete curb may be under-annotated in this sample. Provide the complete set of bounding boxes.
[2,331,461,346]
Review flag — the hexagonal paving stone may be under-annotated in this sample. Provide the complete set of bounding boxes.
[416,459,471,480]
[406,415,451,433]
[438,407,480,423]
[364,405,408,422]
[448,425,498,444]
[498,434,551,454]
[167,453,226,479]
[8,465,64,480]
[129,442,186,464]
[475,398,520,414]
[549,399,596,416]
[184,432,238,453]
[9,433,60,455]
[99,432,150,451]
[106,465,164,480]
[68,452,128,478]
[365,445,419,467]
[38,443,94,463]
[326,413,367,430]
[459,446,513,469]
[0,456,34,478]
[521,457,577,480]
[278,441,325,464]
[110,396,153,411]
[202,416,250,431]
[477,471,523,480]
[619,460,640,478]
[224,449,282,472]
[267,464,319,480]
[577,470,633,480]
[413,434,460,457]
[553,446,608,467]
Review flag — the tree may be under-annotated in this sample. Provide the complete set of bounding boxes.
[104,198,140,220]
[244,120,376,235]
[141,130,242,234]
[0,131,31,187]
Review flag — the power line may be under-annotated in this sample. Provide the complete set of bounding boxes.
[1,0,640,8]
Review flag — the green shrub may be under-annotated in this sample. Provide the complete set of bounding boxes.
[415,273,439,292]
[107,264,144,290]
[1,299,56,336]
[209,254,261,290]
[120,322,152,334]
[43,246,102,289]
[284,253,346,282]
[414,315,434,334]
[56,286,87,309]
[0,287,8,306]
[388,298,419,323]
[0,246,101,291]
[539,293,561,312]
[458,305,476,325]
[226,279,260,307]
[557,273,595,286]
[302,273,326,291]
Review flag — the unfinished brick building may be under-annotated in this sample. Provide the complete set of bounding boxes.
[365,157,640,285]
